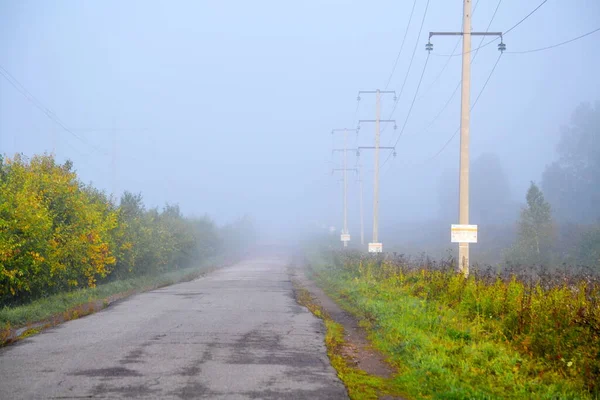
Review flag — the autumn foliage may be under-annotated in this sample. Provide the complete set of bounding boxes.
[0,154,248,305]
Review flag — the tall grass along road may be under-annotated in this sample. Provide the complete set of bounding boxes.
[308,249,600,399]
[0,255,347,399]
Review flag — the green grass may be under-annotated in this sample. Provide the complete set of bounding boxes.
[0,258,221,333]
[308,251,597,400]
[293,283,404,399]
[324,319,392,400]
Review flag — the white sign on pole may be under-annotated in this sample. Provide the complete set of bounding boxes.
[368,243,383,253]
[340,234,351,242]
[451,224,478,243]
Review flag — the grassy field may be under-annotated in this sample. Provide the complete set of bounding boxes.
[307,249,600,399]
[0,257,225,342]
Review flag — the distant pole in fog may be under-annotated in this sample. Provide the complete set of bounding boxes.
[358,161,364,246]
[331,128,358,248]
[427,0,506,276]
[356,89,396,253]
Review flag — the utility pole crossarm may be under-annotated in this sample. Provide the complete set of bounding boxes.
[357,90,396,94]
[332,128,358,133]
[356,146,397,159]
[331,168,358,172]
[358,119,397,131]
[357,90,397,102]
[429,31,503,38]
[357,146,394,150]
[427,27,506,55]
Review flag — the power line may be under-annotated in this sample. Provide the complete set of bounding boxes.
[420,0,502,129]
[414,81,460,144]
[0,65,109,156]
[0,68,80,140]
[432,0,547,57]
[503,0,547,36]
[381,0,430,134]
[425,53,503,162]
[416,39,460,102]
[419,5,593,164]
[384,0,418,90]
[416,0,485,101]
[383,0,503,174]
[393,53,431,142]
[475,0,503,57]
[381,52,431,168]
[507,26,600,54]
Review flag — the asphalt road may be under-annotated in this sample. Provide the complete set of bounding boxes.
[0,255,348,399]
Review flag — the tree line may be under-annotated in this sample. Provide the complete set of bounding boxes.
[432,101,600,268]
[508,101,600,267]
[0,154,255,305]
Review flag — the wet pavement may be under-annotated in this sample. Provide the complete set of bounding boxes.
[0,255,348,399]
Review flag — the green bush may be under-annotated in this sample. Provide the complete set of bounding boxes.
[0,154,255,306]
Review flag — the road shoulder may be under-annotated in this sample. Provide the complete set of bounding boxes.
[289,258,407,400]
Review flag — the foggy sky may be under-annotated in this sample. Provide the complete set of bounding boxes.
[1,0,599,241]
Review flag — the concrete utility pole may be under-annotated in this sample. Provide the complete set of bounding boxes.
[427,0,505,275]
[333,147,366,247]
[355,144,395,248]
[331,166,358,247]
[373,91,381,249]
[357,161,364,246]
[356,89,396,253]
[458,1,472,277]
[331,128,358,247]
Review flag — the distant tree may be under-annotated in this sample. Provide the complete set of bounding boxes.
[471,153,516,224]
[506,182,554,265]
[438,153,517,225]
[120,191,145,220]
[219,214,258,254]
[577,226,600,268]
[542,101,600,223]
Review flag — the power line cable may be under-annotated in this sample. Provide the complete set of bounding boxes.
[425,52,503,162]
[384,0,418,90]
[382,0,502,174]
[416,0,484,101]
[419,0,502,134]
[0,66,82,139]
[381,52,431,168]
[381,0,431,133]
[503,0,547,36]
[506,26,600,54]
[475,0,503,56]
[416,40,460,102]
[0,65,109,156]
[432,0,548,57]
